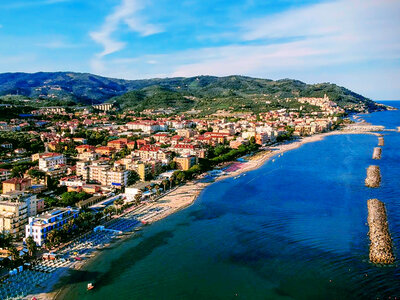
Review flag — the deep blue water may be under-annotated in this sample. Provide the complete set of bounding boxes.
[61,101,400,300]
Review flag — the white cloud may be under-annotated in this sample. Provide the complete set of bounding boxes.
[167,0,400,97]
[89,0,400,98]
[90,0,162,73]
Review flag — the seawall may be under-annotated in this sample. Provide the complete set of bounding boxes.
[367,199,395,264]
[372,147,382,160]
[365,165,381,188]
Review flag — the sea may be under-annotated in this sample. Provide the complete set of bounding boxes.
[60,101,400,300]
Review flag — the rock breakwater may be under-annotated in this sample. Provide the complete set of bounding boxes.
[365,165,381,188]
[367,199,395,264]
[372,147,382,160]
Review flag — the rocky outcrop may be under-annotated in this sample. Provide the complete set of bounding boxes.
[372,147,382,160]
[378,137,384,146]
[365,165,381,188]
[367,199,395,264]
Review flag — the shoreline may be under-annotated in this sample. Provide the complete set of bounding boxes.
[33,129,380,300]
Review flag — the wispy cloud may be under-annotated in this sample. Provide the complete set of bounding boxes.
[93,0,400,99]
[90,0,162,72]
[170,0,400,76]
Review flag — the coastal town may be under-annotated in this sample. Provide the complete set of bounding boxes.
[0,94,388,299]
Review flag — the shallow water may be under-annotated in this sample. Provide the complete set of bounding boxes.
[61,101,400,300]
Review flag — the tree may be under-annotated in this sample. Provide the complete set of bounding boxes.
[11,165,29,178]
[161,180,168,191]
[0,233,12,248]
[134,191,142,206]
[26,236,37,257]
[8,246,19,261]
[44,196,58,208]
[168,161,177,170]
[127,170,140,186]
[155,184,161,196]
[60,191,90,207]
[28,169,46,180]
[175,171,186,184]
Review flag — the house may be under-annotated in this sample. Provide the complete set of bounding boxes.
[2,178,32,194]
[107,139,128,150]
[76,145,96,154]
[0,142,12,149]
[95,146,115,156]
[0,169,11,182]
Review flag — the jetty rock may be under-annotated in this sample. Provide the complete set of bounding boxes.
[367,199,395,265]
[372,147,382,160]
[365,165,381,188]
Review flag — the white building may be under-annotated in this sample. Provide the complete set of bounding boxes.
[127,121,167,133]
[25,207,80,246]
[125,187,140,202]
[76,160,129,188]
[38,153,66,172]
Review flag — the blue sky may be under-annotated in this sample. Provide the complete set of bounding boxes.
[0,0,399,99]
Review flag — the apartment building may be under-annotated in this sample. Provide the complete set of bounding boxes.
[173,156,198,171]
[1,192,41,217]
[25,207,80,246]
[0,200,28,237]
[38,153,66,172]
[0,169,11,182]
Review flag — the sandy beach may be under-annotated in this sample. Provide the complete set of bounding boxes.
[29,129,380,300]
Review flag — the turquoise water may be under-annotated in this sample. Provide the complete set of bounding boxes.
[60,102,400,300]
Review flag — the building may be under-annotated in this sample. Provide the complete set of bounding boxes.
[107,139,128,150]
[0,200,28,237]
[59,176,85,187]
[76,145,96,154]
[125,187,141,202]
[38,153,66,172]
[173,156,197,171]
[0,169,11,182]
[95,146,115,156]
[92,103,113,112]
[1,192,40,217]
[127,121,167,133]
[25,207,80,246]
[76,161,129,188]
[137,145,170,162]
[2,178,32,194]
[106,169,129,187]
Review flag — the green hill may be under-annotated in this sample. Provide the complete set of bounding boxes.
[0,72,386,113]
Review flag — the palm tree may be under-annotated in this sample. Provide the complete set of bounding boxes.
[26,236,37,257]
[134,191,142,206]
[162,180,168,192]
[114,198,124,214]
[154,184,160,197]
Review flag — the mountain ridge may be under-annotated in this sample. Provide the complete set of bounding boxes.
[0,71,385,113]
